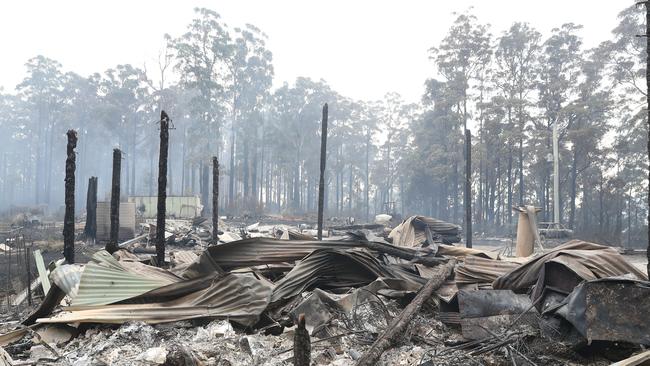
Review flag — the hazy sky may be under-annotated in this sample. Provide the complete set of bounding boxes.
[0,0,630,103]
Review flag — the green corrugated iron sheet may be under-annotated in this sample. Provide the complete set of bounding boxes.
[72,251,179,306]
[38,273,272,327]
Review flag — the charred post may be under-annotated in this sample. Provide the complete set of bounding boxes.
[212,156,219,244]
[63,129,77,263]
[465,128,472,248]
[84,176,98,241]
[106,149,121,254]
[156,110,170,266]
[317,103,328,240]
[293,313,310,366]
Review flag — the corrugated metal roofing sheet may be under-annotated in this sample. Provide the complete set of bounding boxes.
[38,273,272,327]
[72,251,180,306]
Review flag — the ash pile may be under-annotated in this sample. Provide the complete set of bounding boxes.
[0,215,648,366]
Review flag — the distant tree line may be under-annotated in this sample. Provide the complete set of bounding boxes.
[0,5,646,247]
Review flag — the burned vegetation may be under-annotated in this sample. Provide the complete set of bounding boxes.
[1,2,650,366]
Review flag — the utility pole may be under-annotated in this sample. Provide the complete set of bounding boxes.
[553,118,560,225]
[106,149,121,254]
[212,156,219,244]
[317,103,328,240]
[464,129,472,248]
[63,130,77,263]
[156,111,170,266]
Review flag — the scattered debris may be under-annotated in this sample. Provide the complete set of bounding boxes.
[0,214,646,365]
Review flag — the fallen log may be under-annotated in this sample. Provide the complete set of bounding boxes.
[355,259,456,366]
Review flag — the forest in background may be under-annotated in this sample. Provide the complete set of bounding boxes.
[0,4,647,247]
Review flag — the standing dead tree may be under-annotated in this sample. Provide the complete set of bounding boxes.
[156,110,170,266]
[643,1,650,274]
[105,149,121,254]
[317,103,328,240]
[465,129,472,248]
[63,130,77,264]
[84,176,98,241]
[212,156,219,244]
[639,0,650,276]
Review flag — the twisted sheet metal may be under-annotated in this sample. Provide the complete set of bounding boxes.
[269,248,424,304]
[72,251,181,306]
[37,273,272,327]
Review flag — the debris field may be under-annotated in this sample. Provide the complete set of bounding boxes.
[0,214,648,366]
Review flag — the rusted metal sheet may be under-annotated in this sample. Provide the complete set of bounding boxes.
[269,248,423,305]
[187,237,438,272]
[493,240,648,294]
[458,289,536,340]
[455,256,520,284]
[556,278,650,345]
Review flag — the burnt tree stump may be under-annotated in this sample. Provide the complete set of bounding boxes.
[293,313,310,366]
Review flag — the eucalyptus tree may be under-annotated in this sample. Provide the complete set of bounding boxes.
[429,11,491,223]
[493,22,541,215]
[0,92,31,206]
[98,64,149,196]
[534,23,584,221]
[170,7,231,206]
[227,24,274,208]
[429,11,492,131]
[267,78,334,212]
[604,5,647,243]
[562,47,612,229]
[16,55,65,205]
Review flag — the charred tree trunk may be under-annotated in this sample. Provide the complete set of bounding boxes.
[464,129,472,248]
[84,176,98,240]
[317,104,328,240]
[106,149,121,254]
[507,151,513,224]
[156,111,170,267]
[365,127,370,222]
[212,157,219,244]
[645,0,650,276]
[518,136,524,205]
[63,130,77,264]
[229,123,236,209]
[569,147,578,229]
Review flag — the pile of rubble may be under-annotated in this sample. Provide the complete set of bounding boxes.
[0,215,648,366]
